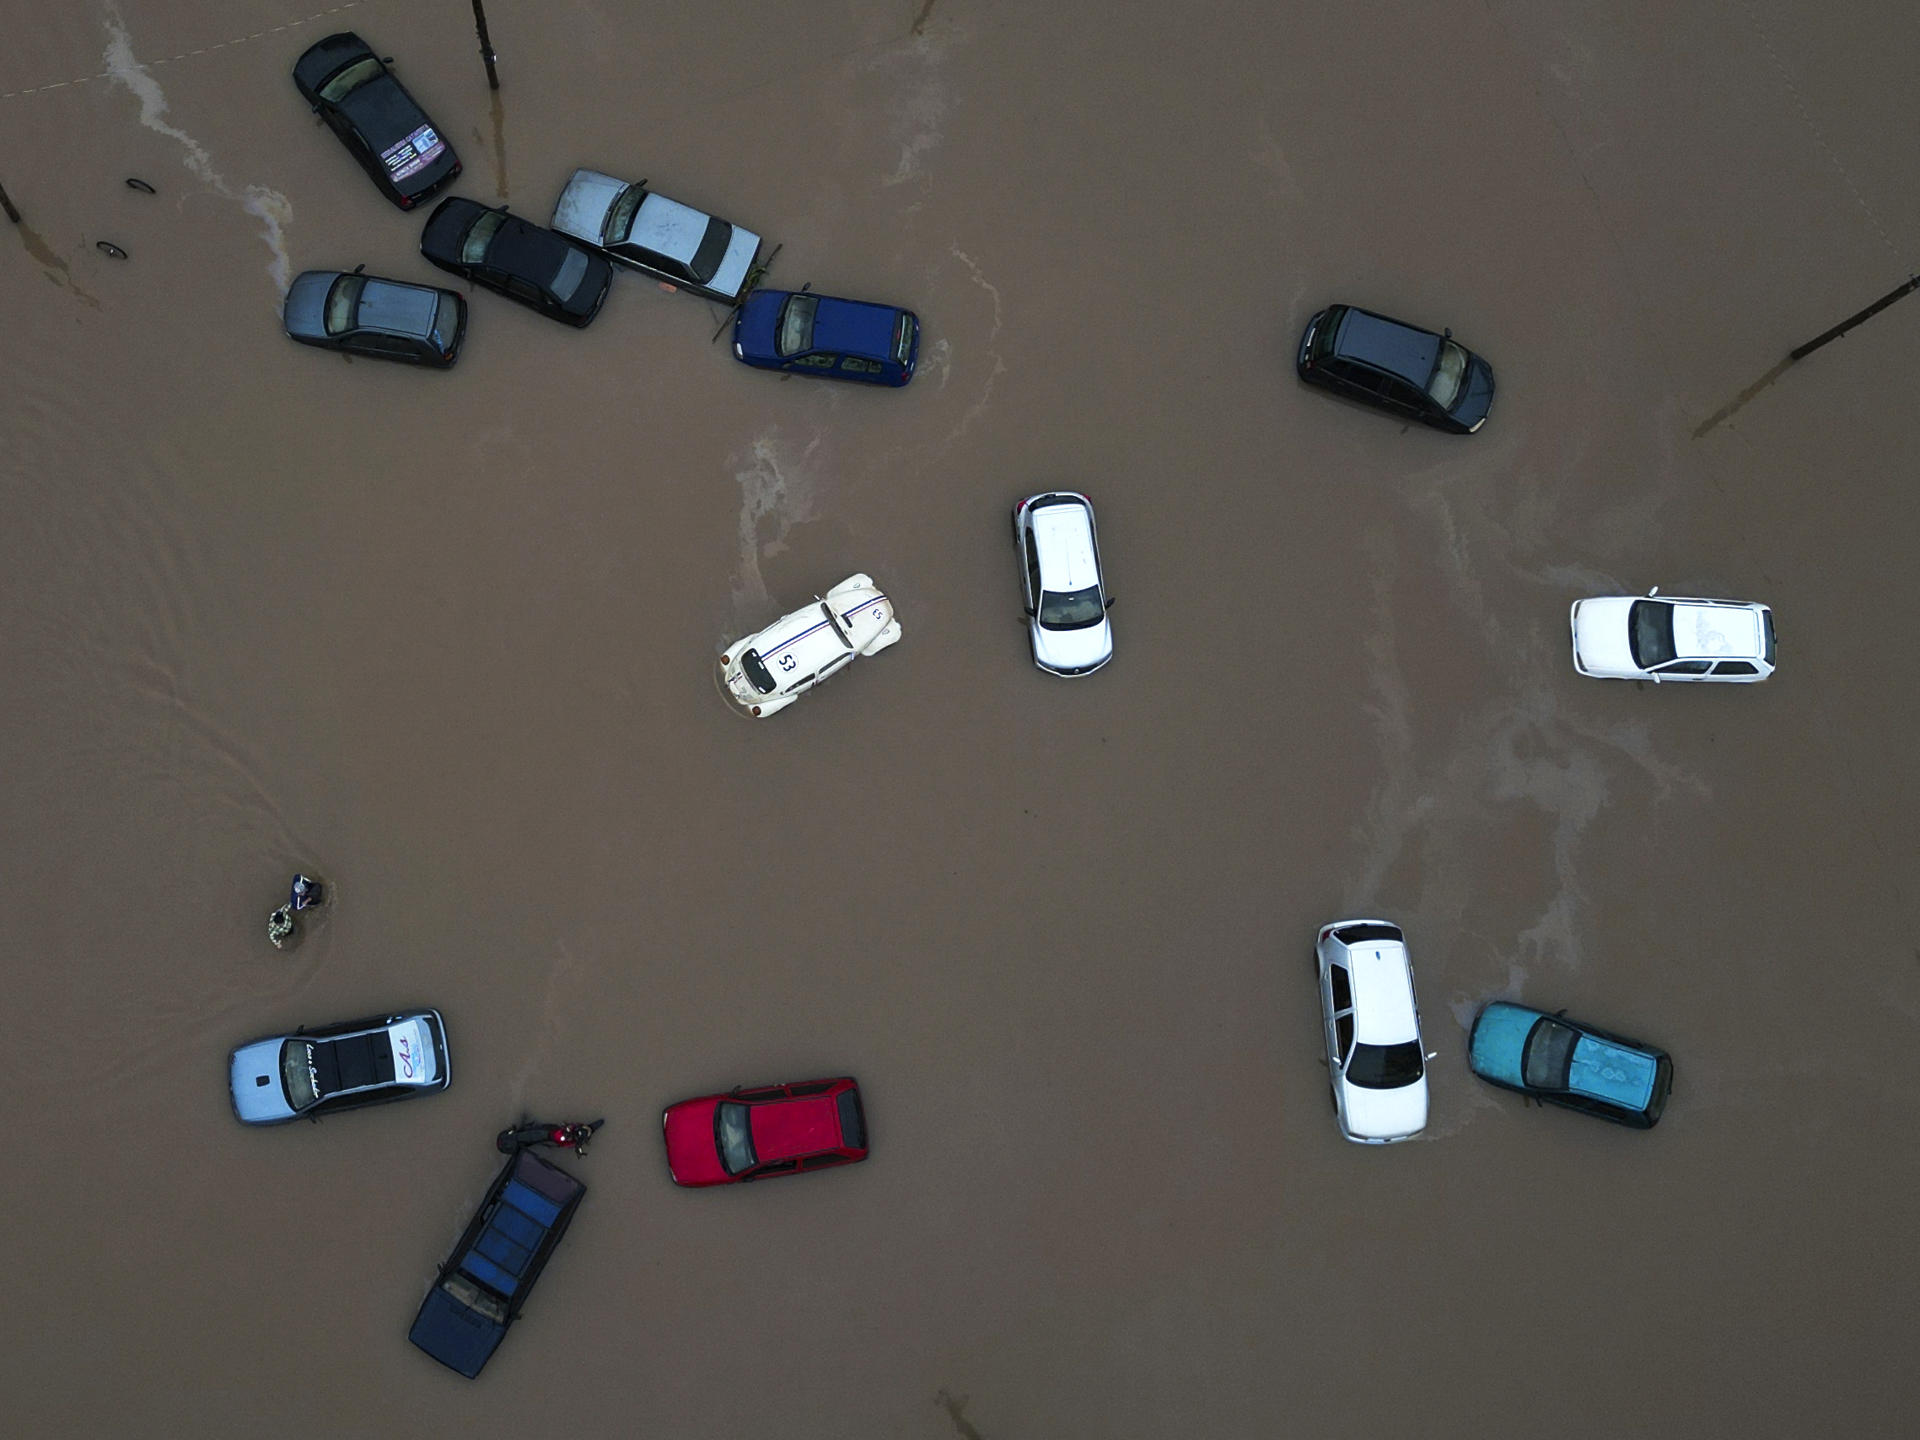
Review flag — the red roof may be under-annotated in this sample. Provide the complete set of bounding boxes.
[749,1095,843,1161]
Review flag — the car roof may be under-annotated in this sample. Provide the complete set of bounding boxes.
[1031,497,1098,592]
[487,215,573,276]
[1334,307,1440,384]
[748,1094,844,1160]
[1346,938,1419,1043]
[1568,1033,1659,1109]
[749,602,851,681]
[809,295,903,358]
[1668,601,1763,660]
[356,277,439,336]
[630,192,711,264]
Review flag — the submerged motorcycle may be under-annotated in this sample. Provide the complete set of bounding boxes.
[495,1118,604,1156]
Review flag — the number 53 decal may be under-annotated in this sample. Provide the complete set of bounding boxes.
[777,654,797,672]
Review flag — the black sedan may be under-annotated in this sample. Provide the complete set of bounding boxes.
[283,268,467,368]
[420,198,613,327]
[292,32,461,210]
[1296,304,1495,434]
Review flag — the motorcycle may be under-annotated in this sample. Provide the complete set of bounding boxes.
[496,1118,604,1156]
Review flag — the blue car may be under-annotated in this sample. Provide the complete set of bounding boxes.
[1468,1001,1672,1128]
[733,288,918,386]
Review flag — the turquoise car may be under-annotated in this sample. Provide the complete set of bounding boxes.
[1468,1002,1672,1128]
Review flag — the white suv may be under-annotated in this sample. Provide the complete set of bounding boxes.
[720,574,901,717]
[1571,588,1775,682]
[1013,492,1114,676]
[1314,920,1430,1144]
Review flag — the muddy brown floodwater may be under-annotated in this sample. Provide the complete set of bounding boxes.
[3,2,1918,1436]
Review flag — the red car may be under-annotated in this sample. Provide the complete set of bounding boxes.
[662,1076,868,1187]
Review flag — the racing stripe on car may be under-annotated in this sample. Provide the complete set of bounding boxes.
[764,616,835,658]
[840,593,887,624]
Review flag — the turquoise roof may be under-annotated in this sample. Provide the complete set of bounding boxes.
[1567,1035,1658,1110]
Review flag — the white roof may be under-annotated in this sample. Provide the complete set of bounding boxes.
[1348,940,1419,1044]
[631,193,711,264]
[1671,602,1763,660]
[1032,499,1097,592]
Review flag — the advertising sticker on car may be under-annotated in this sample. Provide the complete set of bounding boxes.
[382,125,445,183]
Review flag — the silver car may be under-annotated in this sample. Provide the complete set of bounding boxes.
[282,267,466,368]
[1013,492,1114,676]
[229,1009,450,1125]
[550,168,762,304]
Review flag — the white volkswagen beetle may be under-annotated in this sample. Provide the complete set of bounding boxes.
[721,574,901,717]
[1571,587,1775,682]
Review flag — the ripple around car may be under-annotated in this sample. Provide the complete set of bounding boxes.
[720,574,901,717]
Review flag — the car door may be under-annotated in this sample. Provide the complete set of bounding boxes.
[1654,659,1712,681]
[1323,959,1356,1084]
[790,352,837,374]
[815,651,854,686]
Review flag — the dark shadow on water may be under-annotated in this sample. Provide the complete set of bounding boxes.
[1692,355,1794,439]
[489,89,509,199]
[935,1390,985,1440]
[15,223,101,308]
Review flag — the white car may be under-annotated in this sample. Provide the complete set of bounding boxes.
[551,168,762,303]
[721,574,901,717]
[1570,587,1775,682]
[229,1009,449,1126]
[1013,492,1114,676]
[1315,921,1430,1144]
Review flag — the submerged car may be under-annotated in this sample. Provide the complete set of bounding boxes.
[409,1145,586,1377]
[420,197,613,327]
[733,288,919,385]
[663,1077,868,1187]
[291,32,460,210]
[1571,588,1775,682]
[1314,920,1430,1143]
[720,574,901,717]
[283,267,466,367]
[550,168,762,304]
[1013,492,1113,676]
[229,1009,449,1125]
[1296,304,1495,433]
[1469,1001,1673,1128]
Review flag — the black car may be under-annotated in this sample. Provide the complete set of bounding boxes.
[1296,304,1495,433]
[292,32,461,211]
[409,1147,587,1378]
[420,197,614,327]
[282,268,467,368]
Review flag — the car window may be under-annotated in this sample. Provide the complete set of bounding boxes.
[841,356,884,375]
[792,352,836,369]
[1334,1012,1355,1059]
[1025,543,1041,601]
[750,1159,800,1179]
[460,210,507,265]
[788,1082,831,1097]
[1427,340,1468,409]
[324,273,366,336]
[894,312,916,363]
[716,1102,755,1175]
[1629,600,1676,668]
[1712,661,1758,676]
[1039,585,1105,629]
[1522,1019,1579,1091]
[688,219,734,284]
[1660,660,1712,675]
[740,649,776,694]
[507,277,542,302]
[1328,963,1353,1012]
[836,1089,865,1148]
[431,294,461,352]
[280,1039,319,1112]
[551,247,588,299]
[802,1155,846,1170]
[1346,1041,1424,1089]
[777,294,818,356]
[317,57,383,104]
[785,672,817,693]
[605,184,645,245]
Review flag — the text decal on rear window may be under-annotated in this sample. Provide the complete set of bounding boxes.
[382,125,446,183]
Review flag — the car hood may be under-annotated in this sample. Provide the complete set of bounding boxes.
[282,269,335,339]
[552,169,627,245]
[705,224,762,302]
[1468,1002,1540,1089]
[750,1096,842,1161]
[1033,616,1113,674]
[733,288,785,356]
[1339,1074,1428,1142]
[1571,597,1639,676]
[230,1038,296,1124]
[663,1098,730,1185]
[1673,604,1762,661]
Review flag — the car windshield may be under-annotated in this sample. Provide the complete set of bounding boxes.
[1039,585,1105,629]
[551,247,588,299]
[1522,1019,1580,1091]
[460,209,506,265]
[1629,599,1676,668]
[280,1039,321,1112]
[323,273,365,336]
[716,1102,756,1175]
[317,56,382,103]
[606,184,645,245]
[1427,340,1468,409]
[777,294,818,357]
[1345,1040,1424,1089]
[690,219,733,284]
[740,649,775,695]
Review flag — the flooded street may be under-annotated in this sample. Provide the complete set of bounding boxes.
[3,2,1917,1434]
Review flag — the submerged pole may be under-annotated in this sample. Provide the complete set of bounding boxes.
[1789,273,1920,362]
[0,180,21,224]
[470,0,500,90]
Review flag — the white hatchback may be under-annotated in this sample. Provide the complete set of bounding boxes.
[1314,920,1431,1144]
[1013,492,1114,676]
[1571,587,1775,682]
[721,574,901,717]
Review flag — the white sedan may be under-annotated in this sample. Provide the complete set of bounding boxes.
[1571,587,1775,682]
[551,168,761,303]
[721,575,901,717]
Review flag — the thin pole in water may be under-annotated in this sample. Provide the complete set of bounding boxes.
[470,0,500,90]
[1789,273,1920,362]
[0,180,21,224]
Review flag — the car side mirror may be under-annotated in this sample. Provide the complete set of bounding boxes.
[1442,327,1452,339]
[1648,585,1660,596]
[1104,596,1116,610]
[382,56,395,65]
[1023,607,1035,618]
[1426,1051,1438,1061]
[352,263,365,274]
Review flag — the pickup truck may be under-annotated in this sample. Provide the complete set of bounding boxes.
[408,1148,587,1377]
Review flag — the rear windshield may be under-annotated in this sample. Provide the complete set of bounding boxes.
[741,649,775,694]
[1334,923,1401,946]
[280,1040,320,1111]
[778,294,818,357]
[324,273,365,336]
[836,1089,865,1149]
[689,219,734,284]
[1039,585,1105,629]
[1345,1041,1424,1089]
[606,184,645,245]
[894,312,915,363]
[1763,610,1776,665]
[551,247,588,299]
[317,56,382,103]
[431,294,461,351]
[1522,1019,1579,1091]
[1310,307,1344,362]
[716,1102,756,1175]
[1629,600,1676,668]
